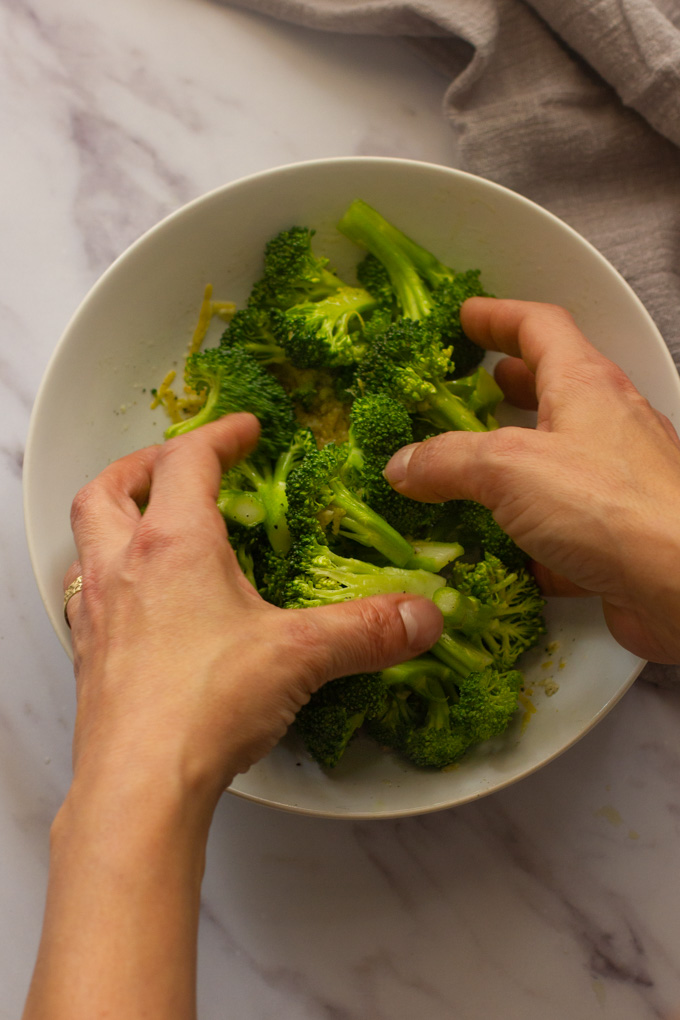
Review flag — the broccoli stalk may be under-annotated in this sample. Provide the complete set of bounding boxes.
[337,198,487,376]
[282,535,446,608]
[285,442,416,567]
[218,430,314,557]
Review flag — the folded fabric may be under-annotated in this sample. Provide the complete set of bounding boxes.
[221,0,680,687]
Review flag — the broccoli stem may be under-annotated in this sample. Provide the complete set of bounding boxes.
[303,550,445,603]
[337,201,433,320]
[406,540,464,572]
[217,489,267,528]
[338,199,452,296]
[327,478,415,567]
[433,587,495,632]
[431,630,494,676]
[419,379,489,433]
[165,385,219,438]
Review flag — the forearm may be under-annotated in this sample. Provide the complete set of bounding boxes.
[23,762,221,1020]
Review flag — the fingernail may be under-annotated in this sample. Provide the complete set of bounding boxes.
[383,444,417,488]
[399,598,443,650]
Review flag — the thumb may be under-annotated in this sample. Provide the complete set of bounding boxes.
[299,594,443,686]
[383,428,539,508]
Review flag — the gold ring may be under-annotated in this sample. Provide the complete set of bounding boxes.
[63,575,83,627]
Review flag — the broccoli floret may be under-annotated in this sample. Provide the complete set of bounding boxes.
[344,392,442,537]
[295,672,388,768]
[370,658,471,768]
[445,501,529,572]
[345,391,414,470]
[356,253,396,311]
[248,226,347,311]
[285,441,415,567]
[357,317,491,433]
[219,307,286,365]
[337,199,487,375]
[451,666,523,744]
[436,554,546,669]
[218,430,315,556]
[281,534,446,609]
[165,346,296,458]
[273,286,377,369]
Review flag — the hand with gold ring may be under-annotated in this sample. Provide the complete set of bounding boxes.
[24,412,442,1020]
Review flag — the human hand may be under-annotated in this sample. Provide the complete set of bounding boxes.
[384,298,680,664]
[63,412,442,802]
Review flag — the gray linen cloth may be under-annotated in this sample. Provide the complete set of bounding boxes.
[225,0,680,685]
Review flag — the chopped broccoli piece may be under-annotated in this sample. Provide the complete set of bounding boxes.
[371,658,471,768]
[285,441,415,567]
[281,534,446,609]
[164,346,296,458]
[219,430,315,557]
[441,554,546,669]
[219,307,286,365]
[357,317,491,433]
[273,285,377,368]
[451,667,523,744]
[337,198,487,376]
[295,672,387,768]
[445,501,529,572]
[344,392,441,537]
[248,226,347,311]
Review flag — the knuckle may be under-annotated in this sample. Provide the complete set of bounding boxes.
[70,482,98,530]
[127,517,182,563]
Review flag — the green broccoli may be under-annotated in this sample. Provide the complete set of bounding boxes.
[219,307,286,365]
[451,666,523,744]
[435,554,546,669]
[443,500,529,572]
[217,429,315,557]
[337,198,487,376]
[357,317,492,434]
[375,658,472,768]
[343,392,442,538]
[295,672,387,768]
[356,252,397,311]
[285,440,415,567]
[273,285,377,368]
[164,345,296,458]
[248,226,347,311]
[281,534,446,608]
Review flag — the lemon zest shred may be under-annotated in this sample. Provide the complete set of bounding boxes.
[211,300,237,322]
[150,370,177,409]
[187,284,214,357]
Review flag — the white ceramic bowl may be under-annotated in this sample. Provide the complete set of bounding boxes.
[24,157,680,818]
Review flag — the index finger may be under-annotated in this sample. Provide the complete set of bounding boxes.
[460,297,595,379]
[145,412,260,521]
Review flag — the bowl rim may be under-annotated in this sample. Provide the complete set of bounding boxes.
[23,155,670,818]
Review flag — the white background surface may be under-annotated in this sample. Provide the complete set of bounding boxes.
[4,0,680,1016]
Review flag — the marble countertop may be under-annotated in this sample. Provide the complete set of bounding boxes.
[4,0,680,1016]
